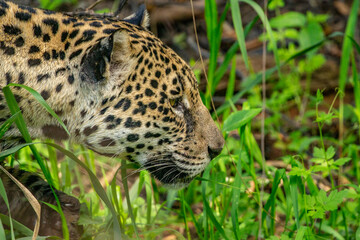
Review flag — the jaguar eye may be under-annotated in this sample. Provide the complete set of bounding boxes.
[169,97,181,108]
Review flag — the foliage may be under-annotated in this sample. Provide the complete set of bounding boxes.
[1,0,360,239]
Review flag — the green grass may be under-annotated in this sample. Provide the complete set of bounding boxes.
[1,0,360,239]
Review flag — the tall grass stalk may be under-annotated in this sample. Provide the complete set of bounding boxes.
[338,0,359,157]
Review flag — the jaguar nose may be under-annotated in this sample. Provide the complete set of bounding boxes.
[208,146,223,160]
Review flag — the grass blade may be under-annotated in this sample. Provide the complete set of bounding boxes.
[339,0,359,92]
[121,159,138,239]
[46,142,123,240]
[0,111,20,139]
[202,166,229,240]
[230,0,249,70]
[348,36,360,54]
[0,166,41,240]
[0,177,14,240]
[0,214,35,237]
[2,86,69,239]
[262,169,285,235]
[238,0,281,78]
[290,175,300,229]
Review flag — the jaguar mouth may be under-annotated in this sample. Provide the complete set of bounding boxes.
[144,155,201,188]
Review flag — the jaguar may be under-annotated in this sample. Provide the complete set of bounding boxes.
[0,0,224,238]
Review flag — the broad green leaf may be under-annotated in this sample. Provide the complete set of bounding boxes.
[308,208,325,219]
[323,190,348,211]
[288,167,311,178]
[326,146,336,159]
[317,189,327,203]
[305,195,316,209]
[310,165,328,173]
[334,157,352,166]
[223,108,261,132]
[313,147,324,159]
[268,0,284,10]
[299,21,324,56]
[270,12,306,29]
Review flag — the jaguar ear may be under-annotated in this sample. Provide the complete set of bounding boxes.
[80,30,134,84]
[124,4,149,29]
[80,35,114,83]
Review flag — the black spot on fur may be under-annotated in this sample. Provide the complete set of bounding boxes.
[43,34,50,42]
[145,88,154,96]
[68,74,75,84]
[90,21,102,27]
[43,52,50,60]
[75,30,96,46]
[124,117,141,128]
[105,115,115,122]
[43,18,59,35]
[29,45,40,53]
[28,59,41,67]
[127,134,139,142]
[103,28,117,34]
[5,72,11,85]
[69,49,82,60]
[100,107,109,115]
[99,137,116,147]
[33,25,42,37]
[83,126,98,136]
[59,51,65,60]
[155,71,161,78]
[150,80,158,89]
[73,22,84,27]
[144,132,161,138]
[148,102,157,109]
[3,46,14,55]
[61,31,68,42]
[4,25,21,35]
[55,83,63,92]
[64,42,70,50]
[18,72,25,84]
[69,29,79,39]
[19,5,36,13]
[126,85,132,93]
[15,11,31,21]
[123,99,131,111]
[37,74,50,82]
[52,49,58,59]
[14,37,24,47]
[40,90,50,100]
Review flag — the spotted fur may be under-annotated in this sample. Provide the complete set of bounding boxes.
[0,167,81,239]
[0,1,224,187]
